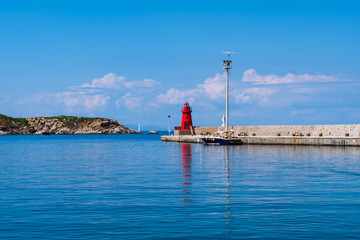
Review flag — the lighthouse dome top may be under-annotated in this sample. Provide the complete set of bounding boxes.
[182,102,192,112]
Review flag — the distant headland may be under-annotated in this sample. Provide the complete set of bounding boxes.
[0,114,139,135]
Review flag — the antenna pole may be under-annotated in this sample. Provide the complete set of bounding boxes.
[226,67,229,131]
[168,114,171,136]
[223,52,234,132]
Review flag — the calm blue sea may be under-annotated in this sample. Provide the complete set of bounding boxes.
[1,134,360,239]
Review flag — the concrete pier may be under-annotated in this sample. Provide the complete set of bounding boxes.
[161,135,204,143]
[161,135,360,146]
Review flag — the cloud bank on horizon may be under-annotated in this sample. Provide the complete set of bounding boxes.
[38,73,161,114]
[242,69,338,84]
[156,69,341,106]
[17,68,357,126]
[3,66,360,126]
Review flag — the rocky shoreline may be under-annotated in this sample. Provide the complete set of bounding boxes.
[0,114,139,135]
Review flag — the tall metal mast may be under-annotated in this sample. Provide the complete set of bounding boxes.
[168,107,171,136]
[223,52,234,131]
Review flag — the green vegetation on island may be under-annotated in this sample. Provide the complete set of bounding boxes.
[0,114,29,125]
[41,116,106,127]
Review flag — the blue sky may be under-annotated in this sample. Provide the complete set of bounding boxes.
[0,0,359,129]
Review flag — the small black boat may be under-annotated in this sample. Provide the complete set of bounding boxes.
[201,131,243,145]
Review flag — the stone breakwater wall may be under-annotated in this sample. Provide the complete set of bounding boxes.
[194,124,360,138]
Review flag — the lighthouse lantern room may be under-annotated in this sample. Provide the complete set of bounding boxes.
[180,102,193,131]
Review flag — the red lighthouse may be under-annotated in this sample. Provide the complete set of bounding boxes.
[180,102,193,131]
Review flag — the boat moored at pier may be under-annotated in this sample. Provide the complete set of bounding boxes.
[201,131,243,145]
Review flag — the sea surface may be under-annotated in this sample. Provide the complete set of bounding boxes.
[1,134,360,239]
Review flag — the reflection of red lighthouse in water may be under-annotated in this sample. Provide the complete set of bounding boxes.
[181,143,192,204]
[180,102,193,131]
[182,144,192,175]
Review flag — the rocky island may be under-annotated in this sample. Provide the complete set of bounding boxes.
[0,114,139,135]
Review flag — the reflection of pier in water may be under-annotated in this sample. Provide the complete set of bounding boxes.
[181,144,192,205]
[180,143,235,232]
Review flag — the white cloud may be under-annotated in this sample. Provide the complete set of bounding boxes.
[56,91,109,112]
[46,73,161,113]
[156,88,198,104]
[124,78,160,88]
[157,70,338,106]
[115,99,121,108]
[235,88,276,104]
[242,69,337,84]
[121,93,143,110]
[156,73,226,105]
[81,73,160,90]
[197,73,226,99]
[81,73,125,89]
